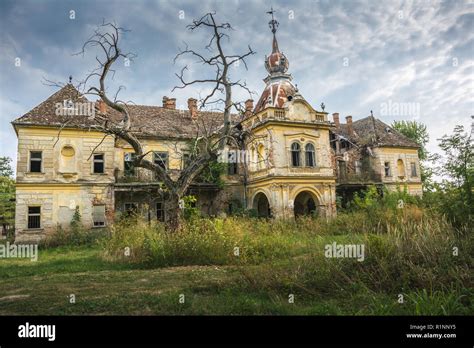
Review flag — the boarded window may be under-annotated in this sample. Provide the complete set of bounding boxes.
[28,206,41,229]
[30,151,42,173]
[93,205,106,227]
[397,159,405,177]
[58,206,75,228]
[93,154,105,173]
[156,202,164,222]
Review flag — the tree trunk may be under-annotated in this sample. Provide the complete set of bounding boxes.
[165,193,182,232]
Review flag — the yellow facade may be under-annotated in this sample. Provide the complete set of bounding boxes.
[374,147,423,196]
[242,101,337,218]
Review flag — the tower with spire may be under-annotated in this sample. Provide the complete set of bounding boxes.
[239,9,336,220]
[253,8,301,114]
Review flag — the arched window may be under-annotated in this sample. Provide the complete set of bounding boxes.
[257,144,265,170]
[305,143,315,167]
[250,146,256,171]
[291,142,301,167]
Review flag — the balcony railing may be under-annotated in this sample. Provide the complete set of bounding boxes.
[315,114,325,122]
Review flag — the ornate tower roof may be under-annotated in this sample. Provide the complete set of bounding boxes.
[254,8,296,114]
[264,9,289,74]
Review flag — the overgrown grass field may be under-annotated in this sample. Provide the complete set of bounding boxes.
[0,201,472,315]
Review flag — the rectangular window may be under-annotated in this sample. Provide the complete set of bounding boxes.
[93,154,105,174]
[355,160,362,175]
[124,203,138,215]
[30,151,42,173]
[153,152,168,170]
[305,150,315,167]
[228,151,238,175]
[156,202,164,222]
[92,205,106,227]
[28,206,41,229]
[182,153,191,170]
[384,162,391,177]
[411,162,417,177]
[291,151,300,167]
[338,160,347,179]
[124,153,136,177]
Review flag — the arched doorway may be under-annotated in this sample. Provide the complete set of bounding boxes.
[253,192,271,218]
[294,191,318,217]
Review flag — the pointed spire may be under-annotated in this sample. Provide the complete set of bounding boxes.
[272,33,280,54]
[264,8,289,75]
[267,7,280,54]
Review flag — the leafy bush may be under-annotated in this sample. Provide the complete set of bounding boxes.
[182,195,200,220]
[41,225,108,248]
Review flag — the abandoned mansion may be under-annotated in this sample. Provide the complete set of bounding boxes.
[11,20,422,242]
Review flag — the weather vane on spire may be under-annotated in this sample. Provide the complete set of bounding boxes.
[267,7,279,34]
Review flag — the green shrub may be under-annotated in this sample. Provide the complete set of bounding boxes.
[183,195,200,220]
[41,225,108,248]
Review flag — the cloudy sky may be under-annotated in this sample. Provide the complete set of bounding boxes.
[0,0,472,170]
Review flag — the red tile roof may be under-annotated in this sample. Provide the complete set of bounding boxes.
[12,84,227,139]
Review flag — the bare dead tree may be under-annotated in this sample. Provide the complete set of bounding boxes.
[74,16,254,231]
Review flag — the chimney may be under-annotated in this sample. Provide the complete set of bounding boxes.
[98,99,107,114]
[163,97,176,110]
[244,99,254,117]
[346,115,353,136]
[188,98,198,119]
[332,112,340,127]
